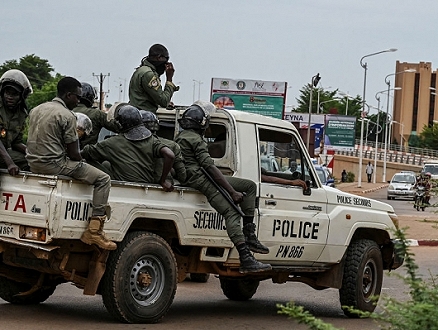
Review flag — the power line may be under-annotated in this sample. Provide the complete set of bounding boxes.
[92,72,110,110]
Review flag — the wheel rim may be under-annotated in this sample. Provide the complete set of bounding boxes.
[129,255,165,306]
[362,259,377,302]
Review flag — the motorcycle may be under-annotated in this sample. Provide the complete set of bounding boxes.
[414,186,427,211]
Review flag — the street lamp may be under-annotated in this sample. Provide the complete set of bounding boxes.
[192,79,203,102]
[382,68,415,183]
[358,48,397,188]
[306,73,321,150]
[318,98,341,113]
[391,121,404,148]
[338,91,354,115]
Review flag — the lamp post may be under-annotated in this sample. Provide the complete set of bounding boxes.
[338,91,354,115]
[192,79,203,102]
[382,68,415,183]
[318,98,341,113]
[358,48,397,188]
[306,73,321,150]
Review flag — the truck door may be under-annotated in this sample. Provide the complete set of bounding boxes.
[256,127,329,266]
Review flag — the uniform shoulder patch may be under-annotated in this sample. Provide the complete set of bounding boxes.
[148,76,161,91]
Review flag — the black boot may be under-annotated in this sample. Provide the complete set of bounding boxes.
[243,223,269,254]
[236,243,272,274]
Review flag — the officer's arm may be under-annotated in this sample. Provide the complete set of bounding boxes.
[0,142,19,175]
[158,146,175,192]
[66,140,82,161]
[11,142,26,154]
[141,72,177,108]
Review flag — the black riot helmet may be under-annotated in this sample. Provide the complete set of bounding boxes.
[115,105,151,141]
[79,82,97,107]
[139,110,160,132]
[178,101,217,131]
[0,69,33,100]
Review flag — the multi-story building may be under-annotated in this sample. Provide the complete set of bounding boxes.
[392,61,438,147]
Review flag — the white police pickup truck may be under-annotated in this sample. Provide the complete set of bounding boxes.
[0,108,402,323]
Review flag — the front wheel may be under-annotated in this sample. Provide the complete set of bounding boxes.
[339,239,383,317]
[101,231,177,324]
[219,277,259,301]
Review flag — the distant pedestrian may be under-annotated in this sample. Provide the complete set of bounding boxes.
[366,162,373,183]
[341,169,347,182]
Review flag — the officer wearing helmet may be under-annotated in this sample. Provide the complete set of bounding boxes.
[175,101,271,274]
[0,69,33,175]
[27,77,116,251]
[140,110,186,184]
[129,44,179,114]
[73,112,93,140]
[73,82,119,148]
[81,105,175,191]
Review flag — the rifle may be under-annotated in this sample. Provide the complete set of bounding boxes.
[200,167,246,217]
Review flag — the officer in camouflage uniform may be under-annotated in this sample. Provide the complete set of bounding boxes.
[139,110,186,184]
[175,101,271,274]
[73,82,120,148]
[129,44,179,114]
[81,105,174,191]
[26,77,116,251]
[0,69,33,175]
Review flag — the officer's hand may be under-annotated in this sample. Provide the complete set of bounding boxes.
[231,191,244,204]
[294,179,307,189]
[7,163,20,176]
[165,62,175,81]
[161,180,174,192]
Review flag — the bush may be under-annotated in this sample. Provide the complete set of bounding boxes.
[346,171,355,182]
[277,227,438,329]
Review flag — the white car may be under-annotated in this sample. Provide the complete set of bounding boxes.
[387,171,417,200]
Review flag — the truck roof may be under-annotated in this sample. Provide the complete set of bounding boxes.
[157,107,298,133]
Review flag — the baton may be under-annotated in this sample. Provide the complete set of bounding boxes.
[200,167,246,217]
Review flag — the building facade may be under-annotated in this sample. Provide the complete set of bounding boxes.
[393,61,438,146]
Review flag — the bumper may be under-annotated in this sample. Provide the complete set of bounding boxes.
[387,190,415,199]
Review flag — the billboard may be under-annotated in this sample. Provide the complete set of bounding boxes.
[284,112,357,154]
[210,78,287,119]
[324,115,356,152]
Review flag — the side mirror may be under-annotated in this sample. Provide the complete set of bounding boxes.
[303,180,312,196]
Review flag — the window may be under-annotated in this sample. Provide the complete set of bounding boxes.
[258,128,317,187]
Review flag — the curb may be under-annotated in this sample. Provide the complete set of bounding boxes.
[361,184,389,194]
[410,239,438,247]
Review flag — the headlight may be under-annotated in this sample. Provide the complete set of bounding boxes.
[388,185,394,190]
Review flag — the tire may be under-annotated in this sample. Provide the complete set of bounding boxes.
[190,273,210,283]
[219,277,259,301]
[0,276,56,305]
[101,231,177,324]
[339,239,383,317]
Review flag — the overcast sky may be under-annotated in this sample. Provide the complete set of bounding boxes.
[2,0,437,111]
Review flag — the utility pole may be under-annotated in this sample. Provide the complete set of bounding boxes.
[92,72,110,110]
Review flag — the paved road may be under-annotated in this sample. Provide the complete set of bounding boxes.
[1,246,437,330]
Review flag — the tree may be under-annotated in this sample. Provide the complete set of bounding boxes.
[418,123,438,150]
[26,73,63,110]
[0,54,54,89]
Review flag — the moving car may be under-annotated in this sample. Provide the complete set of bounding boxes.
[387,171,417,200]
[422,161,438,180]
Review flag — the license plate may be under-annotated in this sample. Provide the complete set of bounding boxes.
[0,223,17,238]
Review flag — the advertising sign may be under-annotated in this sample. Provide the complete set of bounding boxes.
[210,78,287,119]
[324,115,356,152]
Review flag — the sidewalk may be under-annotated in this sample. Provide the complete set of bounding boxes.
[336,181,438,246]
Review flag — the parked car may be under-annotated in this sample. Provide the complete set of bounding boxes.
[260,155,281,172]
[421,161,438,180]
[314,165,335,187]
[387,171,417,200]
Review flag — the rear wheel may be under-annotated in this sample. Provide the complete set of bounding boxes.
[219,277,259,301]
[0,277,56,305]
[101,231,177,324]
[340,239,383,317]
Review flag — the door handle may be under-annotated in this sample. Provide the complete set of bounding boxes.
[265,200,277,206]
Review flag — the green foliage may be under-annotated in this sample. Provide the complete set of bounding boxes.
[418,123,438,150]
[346,171,355,182]
[0,54,54,89]
[277,227,438,329]
[26,73,63,110]
[277,302,342,330]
